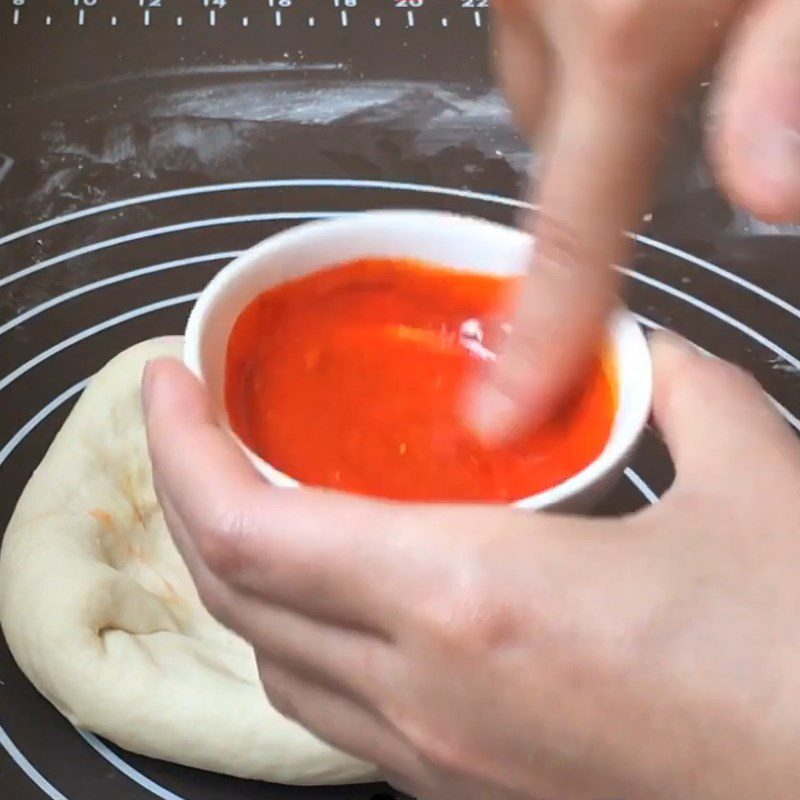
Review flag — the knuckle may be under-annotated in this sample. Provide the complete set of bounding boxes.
[584,0,655,68]
[534,212,588,277]
[415,578,518,655]
[194,575,234,629]
[591,0,646,39]
[266,685,297,720]
[353,642,383,689]
[196,508,254,579]
[416,589,473,647]
[195,576,223,617]
[422,738,472,775]
[258,663,298,720]
[398,719,473,775]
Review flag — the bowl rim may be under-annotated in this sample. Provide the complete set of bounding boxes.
[184,209,653,511]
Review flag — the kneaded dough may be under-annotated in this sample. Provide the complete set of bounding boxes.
[0,337,378,785]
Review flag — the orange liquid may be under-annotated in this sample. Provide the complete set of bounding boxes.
[225,258,615,503]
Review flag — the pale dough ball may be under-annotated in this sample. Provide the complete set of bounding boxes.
[0,337,378,785]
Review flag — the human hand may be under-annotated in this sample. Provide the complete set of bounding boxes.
[475,0,800,440]
[143,334,800,800]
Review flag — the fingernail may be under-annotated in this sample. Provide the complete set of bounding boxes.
[655,330,710,358]
[754,123,800,193]
[739,76,800,212]
[467,382,520,444]
[655,329,692,349]
[141,360,155,414]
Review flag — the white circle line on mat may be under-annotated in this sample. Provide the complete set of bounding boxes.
[0,723,69,800]
[0,380,88,467]
[620,266,800,370]
[78,732,188,800]
[0,252,241,338]
[0,207,797,391]
[0,293,199,395]
[633,314,800,433]
[0,179,526,247]
[623,468,658,504]
[0,212,343,289]
[2,263,795,403]
[633,232,800,322]
[0,178,796,321]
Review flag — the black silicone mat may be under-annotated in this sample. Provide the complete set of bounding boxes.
[1,2,798,798]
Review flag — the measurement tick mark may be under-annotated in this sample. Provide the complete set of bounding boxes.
[242,15,249,25]
[308,15,315,26]
[176,14,183,25]
[144,9,150,25]
[275,10,282,26]
[78,7,85,24]
[340,9,348,26]
[209,9,216,25]
[111,14,117,25]
[474,10,482,27]
[442,16,448,26]
[407,10,414,26]
[45,14,52,25]
[12,7,20,25]
[374,16,381,27]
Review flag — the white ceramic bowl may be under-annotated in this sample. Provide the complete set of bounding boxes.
[184,210,653,513]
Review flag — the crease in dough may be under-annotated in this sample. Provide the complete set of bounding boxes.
[0,336,378,786]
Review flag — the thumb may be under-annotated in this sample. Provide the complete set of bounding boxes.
[466,81,663,442]
[650,332,799,493]
[710,0,800,222]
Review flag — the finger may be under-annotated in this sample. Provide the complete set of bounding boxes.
[710,0,800,222]
[142,356,265,523]
[239,604,397,707]
[650,332,800,492]
[492,0,551,140]
[467,78,664,442]
[143,358,421,633]
[158,486,397,707]
[256,658,425,779]
[258,664,526,800]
